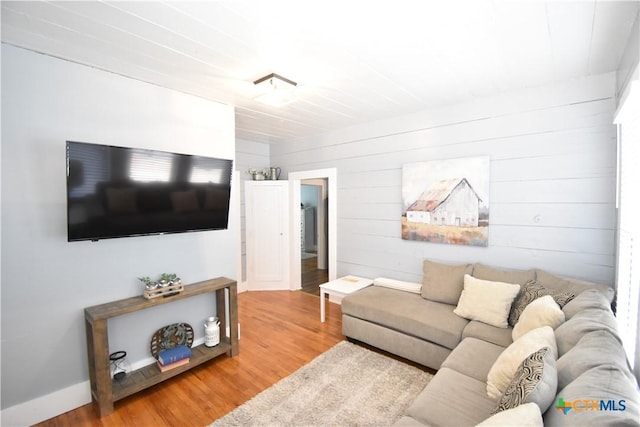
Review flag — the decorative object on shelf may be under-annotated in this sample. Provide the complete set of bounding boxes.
[157,344,191,365]
[109,350,130,381]
[268,167,281,180]
[157,355,190,372]
[150,322,194,359]
[140,273,183,299]
[204,316,221,347]
[138,276,158,291]
[248,168,268,181]
[158,273,176,287]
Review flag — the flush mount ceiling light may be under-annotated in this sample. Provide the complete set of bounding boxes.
[253,73,297,107]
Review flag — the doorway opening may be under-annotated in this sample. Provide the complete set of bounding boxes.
[288,168,337,294]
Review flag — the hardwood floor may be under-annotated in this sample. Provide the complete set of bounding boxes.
[36,291,345,427]
[300,255,328,297]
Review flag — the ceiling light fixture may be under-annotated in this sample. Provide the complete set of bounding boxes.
[253,73,297,107]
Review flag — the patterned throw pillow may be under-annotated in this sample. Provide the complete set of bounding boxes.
[509,280,575,326]
[493,347,558,414]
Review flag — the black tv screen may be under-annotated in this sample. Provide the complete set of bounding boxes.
[66,141,233,241]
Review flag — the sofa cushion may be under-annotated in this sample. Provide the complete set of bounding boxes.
[422,259,473,304]
[554,307,619,356]
[477,402,543,426]
[562,289,612,319]
[509,280,575,326]
[406,368,496,426]
[454,275,520,328]
[441,337,505,382]
[535,269,614,303]
[512,295,565,341]
[487,326,557,399]
[342,286,468,349]
[473,263,536,285]
[494,347,557,414]
[543,365,640,426]
[462,321,513,348]
[557,329,632,390]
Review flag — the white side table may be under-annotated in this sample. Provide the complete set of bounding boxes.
[319,276,372,322]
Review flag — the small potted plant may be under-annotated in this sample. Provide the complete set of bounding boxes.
[166,273,180,285]
[158,273,172,287]
[138,276,157,291]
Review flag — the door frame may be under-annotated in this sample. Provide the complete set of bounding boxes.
[289,168,337,290]
[301,179,327,269]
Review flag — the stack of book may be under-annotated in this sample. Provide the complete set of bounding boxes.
[157,344,191,372]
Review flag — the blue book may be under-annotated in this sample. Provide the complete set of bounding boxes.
[157,345,191,365]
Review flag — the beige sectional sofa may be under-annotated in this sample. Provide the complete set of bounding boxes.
[341,261,639,426]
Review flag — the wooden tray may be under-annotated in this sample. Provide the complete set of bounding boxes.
[143,283,184,299]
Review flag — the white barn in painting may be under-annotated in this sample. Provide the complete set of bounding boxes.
[406,178,481,227]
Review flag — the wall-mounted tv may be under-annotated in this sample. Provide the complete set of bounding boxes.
[66,141,233,242]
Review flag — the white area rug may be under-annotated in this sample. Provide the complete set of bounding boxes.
[211,341,433,427]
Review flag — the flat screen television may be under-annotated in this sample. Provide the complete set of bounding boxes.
[66,141,233,242]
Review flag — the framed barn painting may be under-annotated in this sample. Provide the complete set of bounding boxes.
[402,156,490,246]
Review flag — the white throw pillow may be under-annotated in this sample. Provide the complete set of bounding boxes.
[476,402,543,426]
[486,326,558,399]
[454,275,520,328]
[512,295,565,341]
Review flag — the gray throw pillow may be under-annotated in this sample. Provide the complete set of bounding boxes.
[509,280,575,327]
[494,347,558,414]
[421,260,473,305]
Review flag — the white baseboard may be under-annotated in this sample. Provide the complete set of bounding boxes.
[0,352,166,427]
[0,380,91,427]
[238,280,249,293]
[0,334,239,425]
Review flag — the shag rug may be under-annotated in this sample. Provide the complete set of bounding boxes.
[210,341,433,426]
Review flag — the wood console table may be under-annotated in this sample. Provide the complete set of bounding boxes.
[84,277,239,417]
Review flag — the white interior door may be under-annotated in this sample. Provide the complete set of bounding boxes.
[245,180,290,290]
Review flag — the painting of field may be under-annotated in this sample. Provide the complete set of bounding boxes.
[401,217,488,246]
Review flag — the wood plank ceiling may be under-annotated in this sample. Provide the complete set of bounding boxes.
[1,1,638,144]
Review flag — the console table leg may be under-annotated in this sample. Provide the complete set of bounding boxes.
[228,284,239,356]
[87,317,113,417]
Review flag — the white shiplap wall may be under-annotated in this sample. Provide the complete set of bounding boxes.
[271,73,618,286]
[235,138,270,283]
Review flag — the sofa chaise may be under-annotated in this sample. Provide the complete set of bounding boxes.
[341,260,640,426]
